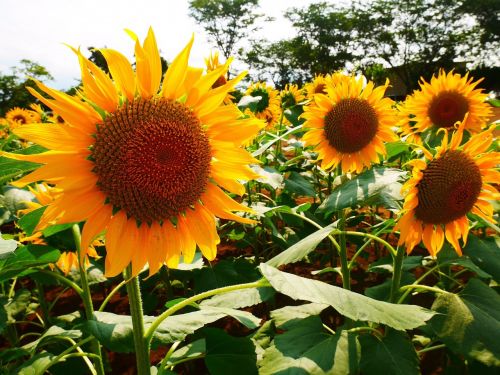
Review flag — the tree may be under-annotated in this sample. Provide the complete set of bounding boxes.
[188,0,267,61]
[0,60,53,116]
[244,2,357,87]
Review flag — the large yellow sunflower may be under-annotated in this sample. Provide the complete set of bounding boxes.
[399,70,492,141]
[4,28,262,277]
[395,120,499,256]
[302,75,397,173]
[244,82,281,128]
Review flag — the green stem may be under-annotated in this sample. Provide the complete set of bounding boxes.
[35,279,51,328]
[342,231,397,257]
[37,268,84,296]
[399,284,449,295]
[287,211,341,252]
[274,110,285,162]
[72,224,105,375]
[347,326,383,339]
[158,341,181,375]
[144,279,269,346]
[39,336,96,374]
[338,210,350,290]
[348,222,393,269]
[389,246,405,303]
[417,343,447,354]
[124,265,150,375]
[98,279,127,312]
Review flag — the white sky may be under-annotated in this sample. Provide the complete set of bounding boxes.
[0,0,316,90]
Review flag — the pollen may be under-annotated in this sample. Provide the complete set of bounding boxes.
[324,98,379,153]
[415,150,482,224]
[428,91,469,128]
[91,98,212,224]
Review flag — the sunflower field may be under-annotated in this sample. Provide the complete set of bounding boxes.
[0,28,499,375]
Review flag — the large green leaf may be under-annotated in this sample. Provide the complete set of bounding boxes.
[317,167,405,216]
[205,328,258,375]
[360,330,419,375]
[259,316,360,375]
[23,325,82,352]
[463,235,500,282]
[266,222,337,267]
[164,339,206,367]
[0,146,45,185]
[429,279,500,366]
[200,287,275,309]
[260,264,435,330]
[0,233,18,259]
[17,206,46,236]
[0,245,60,282]
[284,171,316,197]
[16,352,54,375]
[85,307,260,353]
[270,303,330,328]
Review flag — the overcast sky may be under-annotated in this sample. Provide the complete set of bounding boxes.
[0,0,316,90]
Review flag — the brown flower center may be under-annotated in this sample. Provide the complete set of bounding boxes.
[91,98,212,224]
[13,115,27,124]
[324,98,379,153]
[314,83,326,94]
[415,150,482,224]
[428,91,469,128]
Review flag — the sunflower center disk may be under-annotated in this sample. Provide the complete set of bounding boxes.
[324,98,379,153]
[91,98,212,224]
[415,150,482,225]
[251,89,270,113]
[428,91,469,128]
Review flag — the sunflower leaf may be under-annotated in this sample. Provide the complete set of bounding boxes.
[463,235,500,282]
[317,167,405,217]
[429,278,500,367]
[260,264,435,330]
[0,245,60,283]
[359,330,419,375]
[259,316,360,375]
[204,328,258,375]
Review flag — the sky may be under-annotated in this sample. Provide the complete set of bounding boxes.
[0,0,315,90]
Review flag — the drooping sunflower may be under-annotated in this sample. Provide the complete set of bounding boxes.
[5,107,40,129]
[204,51,233,104]
[4,28,262,277]
[399,70,492,141]
[279,84,305,109]
[244,82,281,128]
[302,75,398,173]
[395,120,499,256]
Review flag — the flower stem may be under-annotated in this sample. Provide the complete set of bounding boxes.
[398,284,449,295]
[389,246,406,303]
[124,265,150,375]
[338,209,351,290]
[72,224,105,375]
[144,278,269,346]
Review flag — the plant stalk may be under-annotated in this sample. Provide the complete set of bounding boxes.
[389,246,406,303]
[72,224,106,375]
[124,265,150,375]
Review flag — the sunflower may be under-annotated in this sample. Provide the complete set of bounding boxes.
[16,182,100,275]
[302,75,397,173]
[399,70,492,142]
[4,28,262,277]
[304,74,327,99]
[205,51,233,104]
[279,84,305,109]
[395,120,499,256]
[244,82,281,128]
[5,107,40,129]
